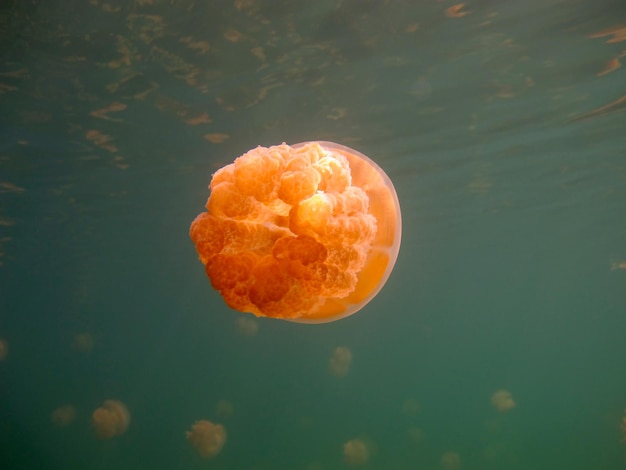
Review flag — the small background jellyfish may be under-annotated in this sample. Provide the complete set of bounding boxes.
[235,316,259,336]
[51,405,76,427]
[343,438,370,466]
[407,426,425,444]
[491,389,516,412]
[186,420,227,458]
[0,338,7,361]
[402,398,420,416]
[329,346,352,377]
[72,332,94,354]
[216,399,234,419]
[441,451,461,470]
[91,400,130,439]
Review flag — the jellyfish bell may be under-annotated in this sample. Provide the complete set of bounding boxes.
[491,389,516,412]
[402,398,420,415]
[216,399,234,419]
[0,338,7,361]
[190,141,402,323]
[91,400,130,440]
[235,316,259,336]
[407,426,424,443]
[329,346,352,377]
[186,420,227,458]
[72,332,94,354]
[52,405,76,427]
[343,438,370,466]
[441,451,461,470]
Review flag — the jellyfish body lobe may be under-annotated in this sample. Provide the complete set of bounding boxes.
[91,399,130,439]
[186,420,226,458]
[190,141,401,323]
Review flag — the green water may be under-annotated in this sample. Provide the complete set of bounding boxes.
[1,1,625,469]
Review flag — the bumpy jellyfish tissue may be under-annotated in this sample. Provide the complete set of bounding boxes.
[190,141,401,323]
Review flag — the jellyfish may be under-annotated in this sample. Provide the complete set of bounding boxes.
[343,438,369,466]
[186,420,227,458]
[91,399,130,439]
[441,451,461,470]
[305,463,325,470]
[189,141,402,323]
[402,398,420,415]
[216,399,234,419]
[52,405,76,427]
[329,346,352,377]
[407,426,424,443]
[491,389,516,412]
[72,332,94,354]
[0,338,7,361]
[236,316,259,336]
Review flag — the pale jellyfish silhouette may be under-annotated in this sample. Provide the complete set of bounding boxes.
[236,316,259,336]
[72,332,94,353]
[343,438,369,466]
[441,451,461,470]
[491,389,516,412]
[402,398,420,415]
[329,346,352,377]
[91,400,130,439]
[407,426,424,443]
[216,399,234,419]
[52,405,76,427]
[186,420,227,458]
[0,338,7,361]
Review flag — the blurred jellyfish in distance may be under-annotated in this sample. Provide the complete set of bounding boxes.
[441,451,461,470]
[343,438,369,466]
[491,389,516,412]
[186,420,227,458]
[72,332,94,354]
[216,399,234,419]
[329,346,352,377]
[236,316,259,336]
[0,338,7,361]
[407,426,425,443]
[189,141,402,323]
[52,405,76,427]
[402,398,420,415]
[91,400,130,439]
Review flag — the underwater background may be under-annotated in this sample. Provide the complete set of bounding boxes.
[1,0,625,469]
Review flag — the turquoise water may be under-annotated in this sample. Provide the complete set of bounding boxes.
[1,1,625,469]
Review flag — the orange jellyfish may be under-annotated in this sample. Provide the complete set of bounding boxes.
[91,399,130,440]
[186,420,227,458]
[72,332,94,354]
[52,405,76,427]
[0,338,7,361]
[402,398,420,415]
[343,438,370,466]
[491,389,516,412]
[189,141,402,323]
[215,399,234,419]
[407,426,424,443]
[441,451,461,470]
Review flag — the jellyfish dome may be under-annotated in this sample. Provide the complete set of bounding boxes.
[190,141,402,323]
